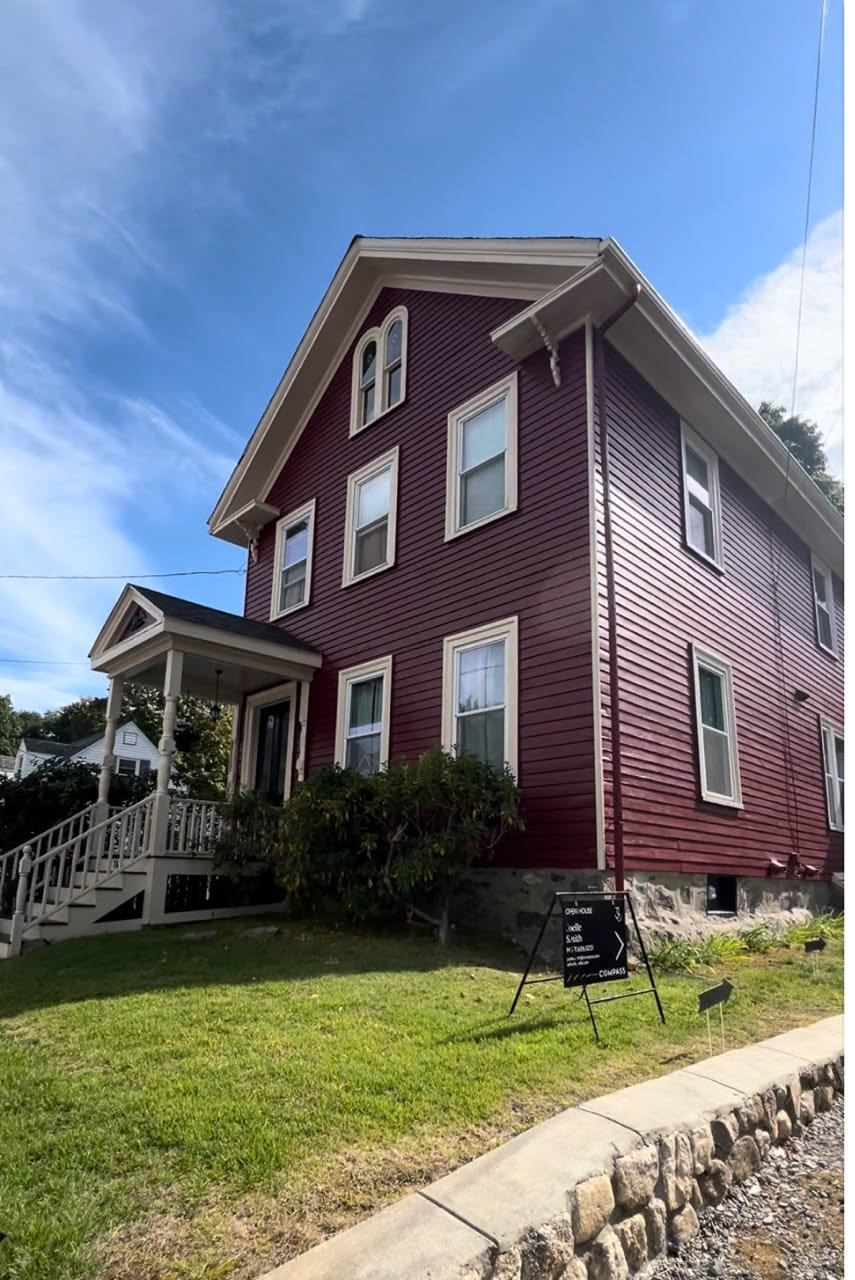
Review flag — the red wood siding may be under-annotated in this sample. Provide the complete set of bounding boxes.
[597,344,844,879]
[244,289,598,869]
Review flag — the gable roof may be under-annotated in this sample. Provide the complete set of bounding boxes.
[20,737,73,757]
[209,235,843,577]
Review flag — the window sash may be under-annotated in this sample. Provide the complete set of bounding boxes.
[273,503,314,617]
[453,639,507,768]
[821,724,844,830]
[447,375,518,539]
[692,650,739,804]
[344,451,398,585]
[682,426,721,565]
[336,660,392,775]
[812,562,836,652]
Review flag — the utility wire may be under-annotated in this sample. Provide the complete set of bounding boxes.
[0,568,246,581]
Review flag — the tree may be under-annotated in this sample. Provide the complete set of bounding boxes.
[0,695,19,755]
[41,697,105,744]
[758,402,844,513]
[13,710,45,742]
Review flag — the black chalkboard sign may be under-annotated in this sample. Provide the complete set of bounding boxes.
[562,895,628,987]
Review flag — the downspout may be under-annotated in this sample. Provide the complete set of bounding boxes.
[594,283,641,892]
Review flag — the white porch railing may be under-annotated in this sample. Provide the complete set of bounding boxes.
[165,799,227,856]
[0,802,104,916]
[22,794,156,928]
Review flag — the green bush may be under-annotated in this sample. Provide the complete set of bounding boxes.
[213,749,523,940]
[649,911,845,973]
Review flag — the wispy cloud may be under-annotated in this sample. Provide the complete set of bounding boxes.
[0,0,379,711]
[698,211,843,475]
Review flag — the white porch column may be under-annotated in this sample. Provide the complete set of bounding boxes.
[143,649,183,925]
[296,681,310,783]
[95,676,124,819]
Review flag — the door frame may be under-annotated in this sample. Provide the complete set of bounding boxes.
[240,681,297,803]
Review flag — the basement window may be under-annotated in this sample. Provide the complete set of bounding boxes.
[707,875,737,915]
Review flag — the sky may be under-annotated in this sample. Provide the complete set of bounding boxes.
[0,0,844,713]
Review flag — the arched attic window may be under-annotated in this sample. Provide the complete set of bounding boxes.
[350,306,408,435]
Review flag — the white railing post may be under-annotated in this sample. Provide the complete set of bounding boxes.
[8,849,33,957]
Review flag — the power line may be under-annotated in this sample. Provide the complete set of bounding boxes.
[789,0,828,426]
[0,568,246,582]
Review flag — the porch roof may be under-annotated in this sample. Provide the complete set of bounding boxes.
[89,584,322,702]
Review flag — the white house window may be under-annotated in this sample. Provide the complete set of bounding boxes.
[271,499,316,619]
[691,647,741,806]
[442,617,518,775]
[343,447,399,586]
[681,423,722,567]
[820,720,844,831]
[811,556,836,654]
[121,730,137,745]
[116,757,138,776]
[350,307,408,435]
[446,373,518,540]
[335,656,392,775]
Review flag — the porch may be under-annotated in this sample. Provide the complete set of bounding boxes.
[0,585,322,956]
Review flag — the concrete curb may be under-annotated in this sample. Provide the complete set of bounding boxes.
[259,1015,843,1280]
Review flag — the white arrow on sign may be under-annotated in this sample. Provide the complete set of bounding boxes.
[614,932,625,961]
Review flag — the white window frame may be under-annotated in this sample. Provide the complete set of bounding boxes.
[445,372,519,541]
[680,422,723,569]
[441,616,519,776]
[270,498,316,620]
[121,730,138,745]
[334,656,393,773]
[819,718,844,831]
[810,555,837,656]
[691,645,742,807]
[349,306,409,437]
[342,446,399,587]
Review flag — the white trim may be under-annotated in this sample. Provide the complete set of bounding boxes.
[334,656,393,771]
[819,717,844,831]
[270,498,316,620]
[810,555,837,656]
[691,645,742,808]
[444,372,518,541]
[680,421,723,570]
[349,306,408,437]
[240,682,297,802]
[585,321,606,870]
[342,446,400,587]
[441,616,519,777]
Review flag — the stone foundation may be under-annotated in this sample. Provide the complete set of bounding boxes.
[456,866,833,959]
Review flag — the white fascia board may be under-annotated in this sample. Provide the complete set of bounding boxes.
[492,243,843,576]
[208,237,603,543]
[88,584,165,661]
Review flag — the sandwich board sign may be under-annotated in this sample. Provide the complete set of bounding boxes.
[509,890,664,1042]
[563,895,628,986]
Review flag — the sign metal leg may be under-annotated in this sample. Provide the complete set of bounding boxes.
[582,985,600,1043]
[508,896,557,1017]
[719,1003,725,1051]
[706,1009,712,1055]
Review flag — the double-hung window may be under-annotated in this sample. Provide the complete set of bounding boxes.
[446,373,518,539]
[343,447,399,586]
[442,617,518,775]
[820,720,844,831]
[811,556,837,654]
[335,656,392,775]
[271,499,315,618]
[691,646,741,806]
[350,308,408,435]
[681,423,722,567]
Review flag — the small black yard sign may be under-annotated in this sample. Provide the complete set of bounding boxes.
[698,977,734,1052]
[804,938,826,954]
[508,890,665,1042]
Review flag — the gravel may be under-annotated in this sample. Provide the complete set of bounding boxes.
[645,1099,844,1280]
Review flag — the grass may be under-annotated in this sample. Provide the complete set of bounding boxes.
[647,911,845,972]
[0,918,843,1280]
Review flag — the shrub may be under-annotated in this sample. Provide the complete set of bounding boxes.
[213,749,523,940]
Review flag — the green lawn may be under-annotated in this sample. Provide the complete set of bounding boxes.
[0,919,843,1280]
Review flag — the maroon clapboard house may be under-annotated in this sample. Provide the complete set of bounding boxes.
[75,237,842,946]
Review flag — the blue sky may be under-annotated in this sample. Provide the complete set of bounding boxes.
[0,0,843,712]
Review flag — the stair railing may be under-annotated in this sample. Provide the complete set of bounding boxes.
[0,802,101,917]
[165,799,227,856]
[22,794,156,930]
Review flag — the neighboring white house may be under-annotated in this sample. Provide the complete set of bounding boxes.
[0,755,15,780]
[14,722,158,780]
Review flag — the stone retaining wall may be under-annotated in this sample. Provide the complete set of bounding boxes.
[261,1016,843,1280]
